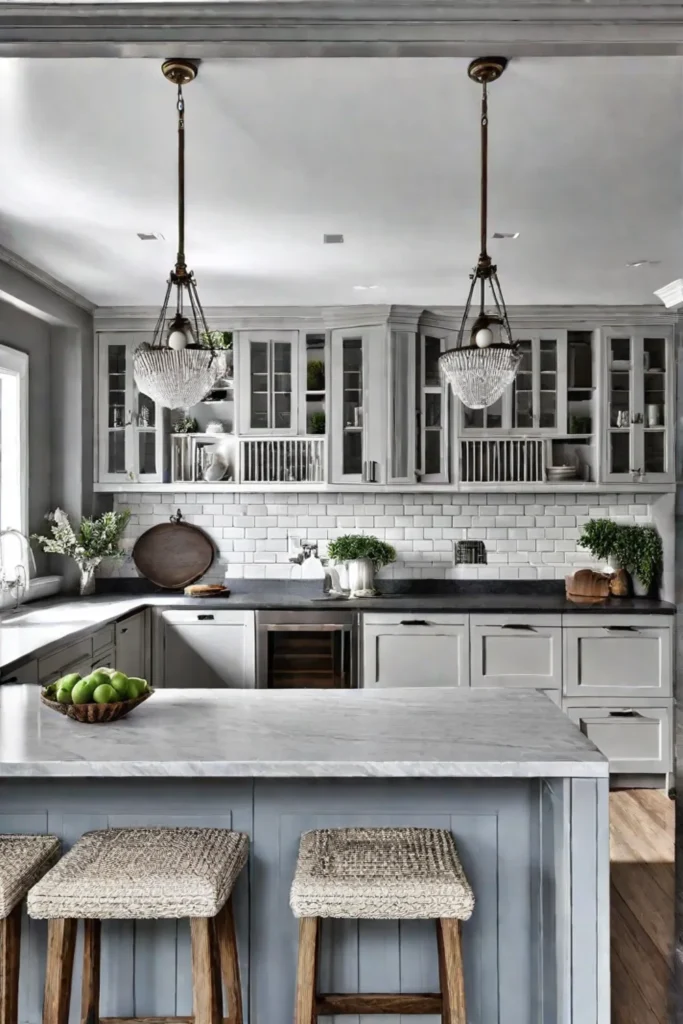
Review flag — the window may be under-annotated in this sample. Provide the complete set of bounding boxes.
[0,345,29,600]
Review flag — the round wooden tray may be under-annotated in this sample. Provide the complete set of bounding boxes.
[40,688,154,723]
[132,510,214,589]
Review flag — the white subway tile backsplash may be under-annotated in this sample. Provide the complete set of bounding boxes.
[105,490,658,583]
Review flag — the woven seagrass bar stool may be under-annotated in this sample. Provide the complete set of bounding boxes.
[290,827,474,1024]
[27,827,248,1024]
[0,835,60,1024]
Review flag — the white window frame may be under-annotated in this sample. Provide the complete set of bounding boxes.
[0,343,28,536]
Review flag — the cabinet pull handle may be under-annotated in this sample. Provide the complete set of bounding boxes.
[198,614,215,621]
[120,627,128,634]
[501,623,535,631]
[608,710,642,718]
[400,619,429,626]
[1,676,18,684]
[604,625,638,632]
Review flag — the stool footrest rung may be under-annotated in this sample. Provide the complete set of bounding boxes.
[315,993,443,1014]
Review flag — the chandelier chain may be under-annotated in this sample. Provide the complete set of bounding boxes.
[176,82,186,275]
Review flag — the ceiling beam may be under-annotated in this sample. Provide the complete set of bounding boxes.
[2,1,683,58]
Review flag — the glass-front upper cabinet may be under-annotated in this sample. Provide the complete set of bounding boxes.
[237,330,298,434]
[416,331,450,482]
[97,333,166,484]
[329,325,386,484]
[602,328,674,482]
[461,331,565,433]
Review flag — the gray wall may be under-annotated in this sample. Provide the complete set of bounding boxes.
[0,300,53,571]
[0,257,95,586]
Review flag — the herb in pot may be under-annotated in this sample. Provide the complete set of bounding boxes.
[612,524,662,594]
[578,519,621,563]
[327,535,396,571]
[307,359,325,391]
[308,412,326,435]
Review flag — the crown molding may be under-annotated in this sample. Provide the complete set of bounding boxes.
[2,2,683,58]
[93,302,680,334]
[0,244,96,315]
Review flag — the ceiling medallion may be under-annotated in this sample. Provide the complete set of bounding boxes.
[133,59,223,411]
[439,56,522,411]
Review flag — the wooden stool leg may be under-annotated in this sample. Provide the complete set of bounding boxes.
[80,920,101,1024]
[215,898,242,1024]
[294,917,319,1024]
[191,918,222,1024]
[43,919,77,1024]
[0,904,22,1024]
[437,919,466,1024]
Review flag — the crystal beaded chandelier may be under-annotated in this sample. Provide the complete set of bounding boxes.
[439,57,521,410]
[133,59,221,410]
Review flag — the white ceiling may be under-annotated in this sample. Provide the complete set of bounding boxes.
[0,56,681,307]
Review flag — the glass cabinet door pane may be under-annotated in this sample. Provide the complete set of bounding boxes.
[137,392,155,429]
[108,432,125,474]
[424,336,442,387]
[138,432,156,475]
[644,431,665,474]
[342,338,363,475]
[273,341,292,429]
[539,339,557,428]
[306,335,326,435]
[250,342,269,429]
[513,340,533,427]
[610,432,630,475]
[643,337,666,429]
[609,339,631,427]
[391,333,410,479]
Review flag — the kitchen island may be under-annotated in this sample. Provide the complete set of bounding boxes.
[0,686,609,1024]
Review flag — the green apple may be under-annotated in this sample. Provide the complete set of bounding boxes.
[126,677,148,698]
[71,677,97,705]
[92,683,118,704]
[109,671,134,701]
[54,672,81,705]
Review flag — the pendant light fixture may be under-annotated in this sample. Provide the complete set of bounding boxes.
[133,59,221,410]
[439,57,521,410]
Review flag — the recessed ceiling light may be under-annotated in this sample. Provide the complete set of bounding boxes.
[353,284,379,291]
[323,233,344,244]
[492,231,520,240]
[137,232,165,241]
[627,259,661,268]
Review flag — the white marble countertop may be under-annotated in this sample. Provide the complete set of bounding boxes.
[0,686,607,779]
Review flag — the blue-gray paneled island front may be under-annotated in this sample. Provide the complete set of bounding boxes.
[0,686,609,1024]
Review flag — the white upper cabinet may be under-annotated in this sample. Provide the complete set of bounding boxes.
[329,324,387,484]
[97,333,167,484]
[237,330,299,434]
[601,327,674,484]
[94,310,676,492]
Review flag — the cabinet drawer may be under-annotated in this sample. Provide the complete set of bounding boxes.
[470,615,562,690]
[1,660,38,685]
[564,622,671,698]
[161,610,252,627]
[565,702,672,774]
[363,621,469,688]
[38,638,93,683]
[92,625,115,655]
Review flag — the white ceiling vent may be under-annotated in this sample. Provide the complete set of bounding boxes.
[137,232,165,241]
[323,233,344,244]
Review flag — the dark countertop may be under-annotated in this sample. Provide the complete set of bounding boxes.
[0,581,674,675]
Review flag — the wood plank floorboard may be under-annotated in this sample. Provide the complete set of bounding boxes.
[610,789,673,1024]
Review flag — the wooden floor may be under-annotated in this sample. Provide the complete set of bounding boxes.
[610,789,674,1024]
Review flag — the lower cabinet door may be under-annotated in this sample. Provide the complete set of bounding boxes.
[565,702,672,774]
[115,611,148,680]
[469,615,562,690]
[159,611,256,688]
[363,615,469,688]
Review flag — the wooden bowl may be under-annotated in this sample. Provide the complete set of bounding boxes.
[40,687,154,723]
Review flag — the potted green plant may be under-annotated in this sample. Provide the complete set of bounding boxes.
[577,519,622,566]
[326,534,396,597]
[612,524,662,597]
[579,518,662,596]
[33,508,131,596]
